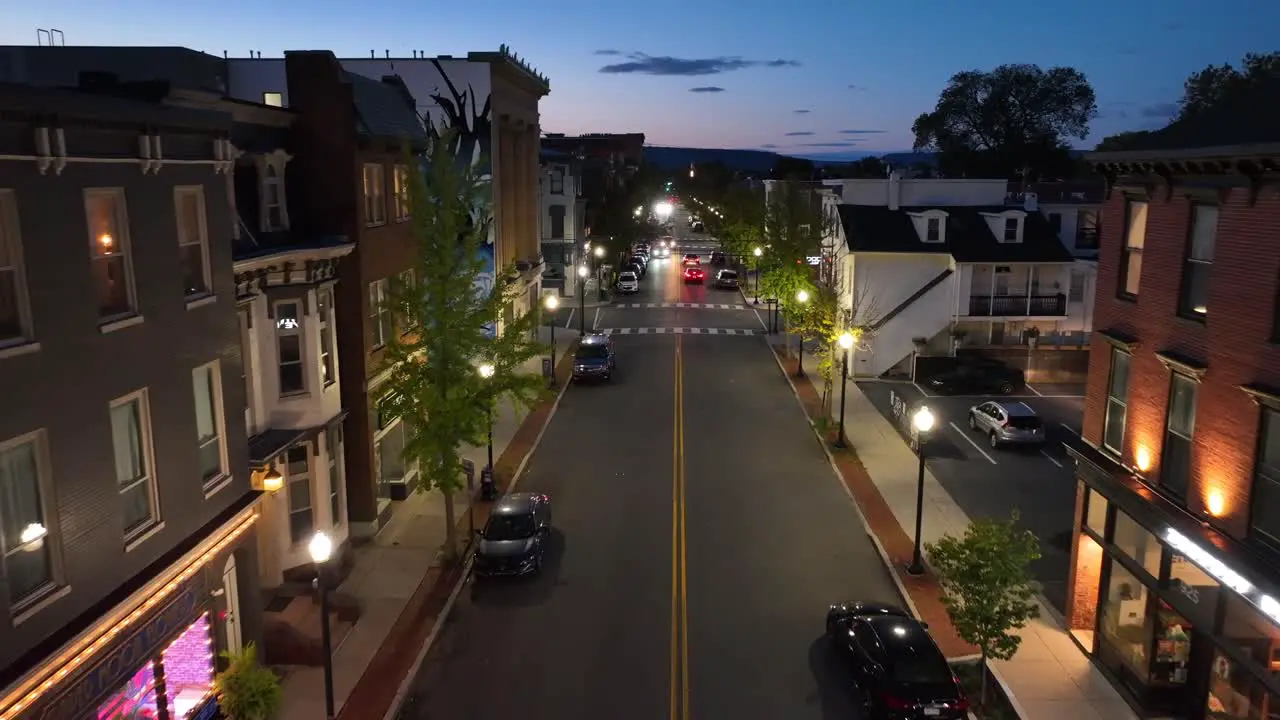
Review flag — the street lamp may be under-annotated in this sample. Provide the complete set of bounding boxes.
[835,332,855,448]
[308,531,336,720]
[752,247,763,304]
[478,362,495,472]
[794,289,810,377]
[577,265,589,334]
[545,295,559,387]
[593,245,605,260]
[906,406,936,576]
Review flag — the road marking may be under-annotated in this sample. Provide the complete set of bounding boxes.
[1040,449,1064,467]
[1017,402,1035,413]
[671,335,690,720]
[592,307,600,331]
[753,308,768,331]
[1060,423,1079,435]
[563,308,575,329]
[948,421,999,464]
[598,327,766,336]
[1026,383,1044,396]
[614,302,748,310]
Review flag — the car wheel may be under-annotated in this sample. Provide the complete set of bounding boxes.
[990,431,1001,449]
[999,381,1015,394]
[968,413,978,431]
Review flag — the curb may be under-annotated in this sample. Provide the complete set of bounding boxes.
[379,363,575,720]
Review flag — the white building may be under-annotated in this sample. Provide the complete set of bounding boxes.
[538,148,586,296]
[826,172,1093,378]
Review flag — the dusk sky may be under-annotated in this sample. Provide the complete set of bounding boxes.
[5,0,1278,156]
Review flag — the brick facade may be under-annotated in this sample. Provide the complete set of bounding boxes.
[1082,185,1280,540]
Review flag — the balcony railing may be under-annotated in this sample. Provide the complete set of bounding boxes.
[967,294,1067,317]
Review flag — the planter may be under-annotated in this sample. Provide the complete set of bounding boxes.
[951,660,1019,719]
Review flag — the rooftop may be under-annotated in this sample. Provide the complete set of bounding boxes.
[837,205,1075,264]
[342,71,429,144]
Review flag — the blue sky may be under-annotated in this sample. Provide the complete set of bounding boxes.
[5,0,1278,155]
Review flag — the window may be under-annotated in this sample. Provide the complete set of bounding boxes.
[1002,217,1019,242]
[392,165,411,221]
[1069,270,1087,301]
[262,92,283,107]
[85,189,137,321]
[286,445,313,544]
[1249,408,1280,548]
[1119,201,1147,298]
[318,290,335,386]
[398,270,416,333]
[192,363,226,487]
[95,614,216,719]
[369,279,390,348]
[1113,511,1161,577]
[0,190,32,347]
[175,187,211,299]
[549,205,566,239]
[549,168,564,195]
[1085,488,1108,537]
[1076,210,1100,250]
[363,163,386,226]
[1180,205,1217,318]
[1047,212,1062,237]
[1099,560,1152,677]
[262,164,285,232]
[111,391,158,538]
[275,302,305,395]
[1104,349,1130,454]
[1161,374,1198,500]
[0,432,55,606]
[925,217,941,243]
[326,429,343,527]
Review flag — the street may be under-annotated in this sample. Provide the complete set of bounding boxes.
[396,225,903,719]
[855,379,1084,615]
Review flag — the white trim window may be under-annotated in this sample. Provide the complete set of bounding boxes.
[1103,348,1130,455]
[363,163,386,226]
[286,444,313,544]
[0,431,57,607]
[175,186,212,299]
[1161,373,1198,501]
[925,217,942,243]
[318,289,336,386]
[0,190,33,347]
[392,164,411,222]
[193,361,228,488]
[262,92,283,107]
[369,279,390,349]
[262,164,285,232]
[326,428,344,528]
[275,301,306,396]
[85,189,137,321]
[110,390,159,538]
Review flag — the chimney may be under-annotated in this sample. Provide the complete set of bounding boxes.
[887,169,902,211]
[1023,192,1039,212]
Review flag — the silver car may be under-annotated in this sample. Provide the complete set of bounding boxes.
[967,401,1045,448]
[474,492,552,577]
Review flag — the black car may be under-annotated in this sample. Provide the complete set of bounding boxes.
[474,492,552,577]
[627,255,648,277]
[572,333,616,381]
[826,602,969,719]
[710,251,727,266]
[924,363,1024,395]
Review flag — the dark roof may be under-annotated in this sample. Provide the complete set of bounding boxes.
[1090,78,1280,157]
[837,205,1075,263]
[344,71,428,144]
[247,428,308,467]
[0,45,226,93]
[233,232,352,263]
[0,81,230,132]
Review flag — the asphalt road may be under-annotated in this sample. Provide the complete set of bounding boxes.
[855,379,1084,615]
[398,219,903,720]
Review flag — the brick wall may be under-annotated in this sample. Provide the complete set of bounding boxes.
[1083,184,1280,540]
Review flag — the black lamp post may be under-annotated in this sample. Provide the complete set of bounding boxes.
[307,532,336,720]
[545,295,558,387]
[835,332,854,448]
[577,264,588,335]
[794,289,809,377]
[478,362,495,472]
[906,406,935,576]
[752,247,763,304]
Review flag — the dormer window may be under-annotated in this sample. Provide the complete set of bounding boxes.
[910,210,947,243]
[926,218,942,242]
[1003,217,1019,242]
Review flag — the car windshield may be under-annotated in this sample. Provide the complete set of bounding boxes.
[720,271,738,279]
[483,513,536,541]
[620,273,637,280]
[1008,416,1042,430]
[576,345,610,360]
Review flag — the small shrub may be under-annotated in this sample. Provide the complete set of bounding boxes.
[213,644,282,720]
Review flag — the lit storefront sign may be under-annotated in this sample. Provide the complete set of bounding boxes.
[805,256,821,266]
[1164,528,1280,625]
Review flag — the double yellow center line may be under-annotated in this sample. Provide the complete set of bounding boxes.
[671,335,690,720]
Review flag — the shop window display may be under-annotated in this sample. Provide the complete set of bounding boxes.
[1206,649,1280,719]
[95,614,215,719]
[1114,510,1162,578]
[1101,561,1153,679]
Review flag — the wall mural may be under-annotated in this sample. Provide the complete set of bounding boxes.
[424,58,496,336]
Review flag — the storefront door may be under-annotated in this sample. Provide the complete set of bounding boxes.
[222,555,242,655]
[1147,601,1195,714]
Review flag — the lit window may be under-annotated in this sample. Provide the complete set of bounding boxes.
[327,428,344,527]
[363,164,386,226]
[398,270,416,333]
[1103,348,1130,454]
[192,362,226,487]
[369,279,390,348]
[95,614,217,719]
[85,188,137,321]
[111,391,158,538]
[1179,205,1217,318]
[262,92,283,107]
[176,187,211,298]
[393,165,411,221]
[1076,210,1100,250]
[276,302,306,395]
[0,432,55,606]
[1120,201,1147,297]
[318,290,335,386]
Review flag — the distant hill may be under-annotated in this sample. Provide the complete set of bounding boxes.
[643,146,781,173]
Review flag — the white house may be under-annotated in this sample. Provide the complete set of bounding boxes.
[538,148,586,296]
[827,172,1091,378]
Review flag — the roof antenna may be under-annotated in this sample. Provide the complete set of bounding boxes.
[370,49,375,59]
[51,29,65,45]
[385,49,390,59]
[223,50,228,59]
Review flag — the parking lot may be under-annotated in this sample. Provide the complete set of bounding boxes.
[856,379,1085,615]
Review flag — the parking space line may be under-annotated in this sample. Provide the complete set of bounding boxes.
[1040,449,1064,468]
[913,382,934,398]
[592,307,601,331]
[753,309,768,331]
[1060,423,1079,436]
[564,308,575,329]
[1026,383,1044,396]
[947,421,998,464]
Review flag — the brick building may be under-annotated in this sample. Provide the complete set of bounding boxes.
[1063,118,1280,716]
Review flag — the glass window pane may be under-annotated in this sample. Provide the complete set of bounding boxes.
[1101,560,1152,678]
[1086,487,1109,536]
[193,367,216,441]
[86,193,120,258]
[1189,206,1217,261]
[1113,511,1162,577]
[1126,202,1148,249]
[1105,399,1127,452]
[1169,375,1198,436]
[96,662,159,720]
[93,255,132,318]
[1124,252,1143,295]
[162,614,216,718]
[1183,265,1209,316]
[276,303,299,332]
[121,479,152,533]
[0,441,42,551]
[1249,472,1280,546]
[110,401,145,485]
[1109,350,1130,397]
[1168,551,1220,625]
[1206,648,1279,719]
[1259,409,1280,479]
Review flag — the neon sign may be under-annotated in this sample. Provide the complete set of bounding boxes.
[276,317,299,330]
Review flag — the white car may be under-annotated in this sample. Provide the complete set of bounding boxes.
[617,271,639,293]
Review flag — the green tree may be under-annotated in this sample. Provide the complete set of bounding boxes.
[212,644,281,720]
[703,184,766,262]
[1178,51,1280,120]
[912,64,1097,180]
[378,132,546,562]
[771,155,816,180]
[925,513,1041,706]
[1093,130,1156,151]
[757,181,831,303]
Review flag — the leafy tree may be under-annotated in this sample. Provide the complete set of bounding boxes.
[771,155,816,180]
[912,64,1097,180]
[593,162,665,262]
[213,644,281,720]
[703,183,766,262]
[378,131,546,561]
[1093,130,1156,152]
[925,513,1041,706]
[1178,51,1280,120]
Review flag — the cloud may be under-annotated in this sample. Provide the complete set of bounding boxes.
[593,49,622,55]
[848,84,868,91]
[598,52,801,76]
[761,144,779,149]
[839,129,886,135]
[1141,102,1178,118]
[689,86,726,93]
[784,131,815,137]
[802,142,859,147]
[794,109,810,114]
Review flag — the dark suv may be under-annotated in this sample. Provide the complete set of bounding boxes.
[924,362,1024,395]
[572,333,616,381]
[474,493,552,577]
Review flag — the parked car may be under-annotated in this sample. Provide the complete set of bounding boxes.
[474,493,552,577]
[627,256,647,277]
[968,401,1045,448]
[923,363,1024,395]
[572,333,616,382]
[826,601,970,718]
[710,251,727,266]
[714,269,739,289]
[683,267,706,284]
[617,271,639,294]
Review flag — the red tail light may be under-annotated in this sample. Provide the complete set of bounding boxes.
[954,696,970,711]
[880,692,913,710]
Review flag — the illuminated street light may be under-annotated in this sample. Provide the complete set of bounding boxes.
[308,531,337,719]
[793,290,810,377]
[593,246,605,259]
[545,295,559,388]
[834,332,855,449]
[577,265,589,334]
[796,289,810,304]
[912,406,936,434]
[907,405,936,576]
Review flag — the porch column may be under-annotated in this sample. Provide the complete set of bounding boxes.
[988,264,997,343]
[1026,265,1036,315]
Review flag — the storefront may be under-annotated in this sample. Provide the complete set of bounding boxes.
[1066,439,1280,719]
[0,507,258,720]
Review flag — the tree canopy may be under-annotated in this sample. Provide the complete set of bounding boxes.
[912,63,1096,180]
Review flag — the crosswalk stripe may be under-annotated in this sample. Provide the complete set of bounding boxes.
[597,327,764,336]
[614,302,748,310]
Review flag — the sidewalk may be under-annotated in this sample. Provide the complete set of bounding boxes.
[277,329,578,720]
[772,340,1136,720]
